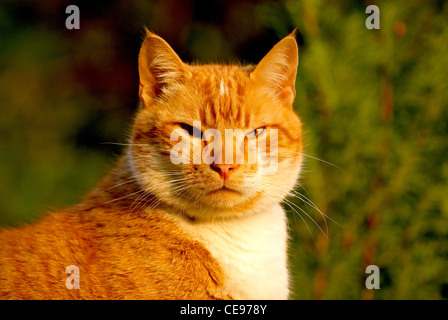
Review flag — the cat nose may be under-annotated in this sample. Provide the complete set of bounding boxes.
[210,163,237,181]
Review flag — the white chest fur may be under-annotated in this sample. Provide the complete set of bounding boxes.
[173,203,290,299]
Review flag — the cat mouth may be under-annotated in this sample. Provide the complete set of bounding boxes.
[207,186,241,195]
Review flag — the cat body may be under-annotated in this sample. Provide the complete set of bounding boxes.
[0,30,303,300]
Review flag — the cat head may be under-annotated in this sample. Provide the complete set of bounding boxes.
[128,29,303,220]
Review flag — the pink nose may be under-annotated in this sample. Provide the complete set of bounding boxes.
[210,163,237,181]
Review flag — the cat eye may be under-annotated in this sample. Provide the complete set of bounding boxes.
[246,127,266,139]
[178,123,202,138]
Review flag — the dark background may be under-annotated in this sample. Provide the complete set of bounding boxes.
[1,0,447,299]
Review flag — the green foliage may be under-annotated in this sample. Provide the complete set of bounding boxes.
[0,0,446,299]
[280,0,448,299]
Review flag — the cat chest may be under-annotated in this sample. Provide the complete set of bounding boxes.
[174,204,290,299]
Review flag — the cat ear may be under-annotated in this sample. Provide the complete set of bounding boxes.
[251,31,299,106]
[138,29,189,103]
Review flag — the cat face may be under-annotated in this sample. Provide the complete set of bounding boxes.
[129,30,303,220]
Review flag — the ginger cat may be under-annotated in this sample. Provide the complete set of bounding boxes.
[0,30,303,300]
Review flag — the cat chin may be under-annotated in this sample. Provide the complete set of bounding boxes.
[169,193,279,221]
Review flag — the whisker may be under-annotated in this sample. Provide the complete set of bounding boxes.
[256,184,316,239]
[300,153,343,171]
[100,142,150,147]
[291,189,341,228]
[283,197,328,239]
[98,189,145,206]
[258,181,330,239]
[103,178,137,192]
[283,200,314,239]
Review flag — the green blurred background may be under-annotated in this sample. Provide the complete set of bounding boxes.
[1,0,447,299]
